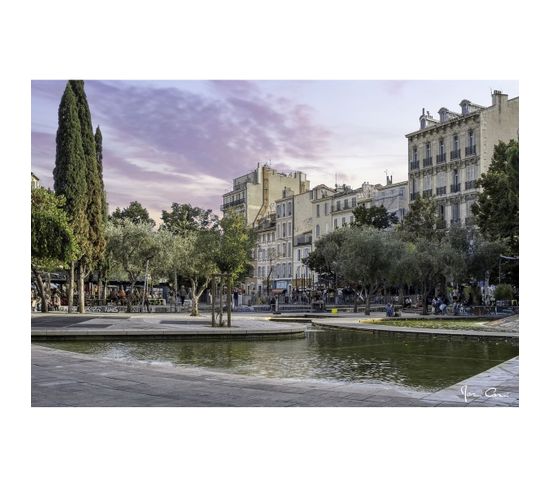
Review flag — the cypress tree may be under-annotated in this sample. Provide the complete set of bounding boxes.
[53,83,89,312]
[69,81,106,311]
[95,125,108,223]
[69,80,105,265]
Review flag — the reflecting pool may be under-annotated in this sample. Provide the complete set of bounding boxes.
[44,328,518,391]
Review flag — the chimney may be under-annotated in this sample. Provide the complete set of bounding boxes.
[492,90,508,107]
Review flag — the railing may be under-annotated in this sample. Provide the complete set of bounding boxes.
[450,149,461,160]
[436,186,447,196]
[450,183,461,193]
[464,180,477,190]
[423,157,433,167]
[294,235,312,246]
[221,198,245,210]
[423,189,432,198]
[465,145,477,156]
[410,160,420,170]
[436,153,446,163]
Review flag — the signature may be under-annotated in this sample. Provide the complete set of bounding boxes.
[460,385,511,403]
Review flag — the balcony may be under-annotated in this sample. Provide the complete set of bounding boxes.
[294,234,312,246]
[436,186,447,196]
[423,189,432,198]
[464,180,477,190]
[221,198,245,211]
[465,145,477,157]
[450,218,461,226]
[450,183,461,193]
[410,192,419,201]
[436,153,446,164]
[410,160,420,170]
[423,157,433,167]
[450,149,461,161]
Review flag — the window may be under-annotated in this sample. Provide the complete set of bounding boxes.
[342,216,346,226]
[297,249,301,261]
[468,129,474,147]
[315,224,320,237]
[288,263,292,277]
[276,205,280,218]
[453,169,459,185]
[336,201,341,211]
[425,142,431,158]
[438,205,445,220]
[452,203,460,222]
[282,204,286,217]
[287,242,291,257]
[324,202,329,215]
[344,199,349,209]
[453,134,460,151]
[437,172,446,188]
[413,146,418,162]
[439,138,445,156]
[352,197,356,207]
[288,222,291,236]
[424,174,432,190]
[350,215,354,224]
[316,204,320,217]
[288,202,292,215]
[334,218,338,229]
[282,224,286,238]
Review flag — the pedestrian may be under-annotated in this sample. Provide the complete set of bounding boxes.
[53,291,61,311]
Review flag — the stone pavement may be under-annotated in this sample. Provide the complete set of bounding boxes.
[31,344,519,407]
[31,313,306,339]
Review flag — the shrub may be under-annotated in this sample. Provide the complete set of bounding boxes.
[494,283,514,301]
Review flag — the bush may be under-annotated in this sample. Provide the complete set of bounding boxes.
[494,283,514,301]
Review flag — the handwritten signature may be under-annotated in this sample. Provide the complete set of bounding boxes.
[460,385,511,403]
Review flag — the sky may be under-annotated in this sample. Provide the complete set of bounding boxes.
[31,80,519,223]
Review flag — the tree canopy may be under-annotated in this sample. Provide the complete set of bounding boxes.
[472,139,519,255]
[352,204,398,229]
[160,202,219,235]
[110,201,156,227]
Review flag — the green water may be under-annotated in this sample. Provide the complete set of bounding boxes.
[44,329,518,391]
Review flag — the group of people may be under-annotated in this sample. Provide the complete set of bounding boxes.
[31,289,63,312]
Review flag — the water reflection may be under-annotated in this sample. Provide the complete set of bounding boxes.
[45,329,518,391]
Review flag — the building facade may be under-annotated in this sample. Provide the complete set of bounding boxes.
[406,91,519,226]
[221,163,310,226]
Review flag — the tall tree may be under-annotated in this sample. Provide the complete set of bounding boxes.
[69,80,106,312]
[399,196,444,242]
[352,204,398,229]
[110,201,156,227]
[94,126,108,222]
[472,140,519,255]
[160,202,219,235]
[31,188,78,312]
[53,83,89,313]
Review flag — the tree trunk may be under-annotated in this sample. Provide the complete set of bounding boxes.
[32,267,48,313]
[78,262,86,313]
[68,261,74,313]
[421,282,429,315]
[190,279,199,316]
[364,292,371,315]
[227,277,232,327]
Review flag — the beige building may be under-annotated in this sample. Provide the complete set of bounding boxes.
[221,163,310,226]
[406,90,519,226]
[31,172,40,190]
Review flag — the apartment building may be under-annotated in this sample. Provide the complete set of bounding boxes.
[221,163,310,225]
[406,90,519,226]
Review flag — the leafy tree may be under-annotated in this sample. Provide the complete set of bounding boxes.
[339,227,401,315]
[94,126,108,222]
[472,140,519,255]
[53,82,89,313]
[70,81,106,311]
[105,220,160,312]
[160,202,219,235]
[31,188,78,312]
[399,196,444,242]
[303,228,348,289]
[110,201,155,227]
[352,204,398,229]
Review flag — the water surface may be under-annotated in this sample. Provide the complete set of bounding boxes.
[45,328,518,391]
